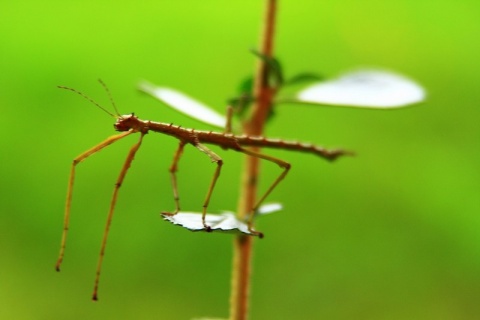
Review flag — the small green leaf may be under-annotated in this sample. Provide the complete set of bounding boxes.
[228,75,255,120]
[284,72,324,86]
[228,93,254,119]
[237,75,254,94]
[250,49,284,87]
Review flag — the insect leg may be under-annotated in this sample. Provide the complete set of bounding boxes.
[194,143,223,231]
[238,147,291,237]
[224,105,234,134]
[165,140,186,214]
[92,132,145,301]
[55,130,134,272]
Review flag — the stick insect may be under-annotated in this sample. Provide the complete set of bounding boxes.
[55,80,352,301]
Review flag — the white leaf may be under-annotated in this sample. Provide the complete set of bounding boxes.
[138,80,227,128]
[296,70,425,108]
[161,204,282,236]
[257,202,283,215]
[162,212,257,235]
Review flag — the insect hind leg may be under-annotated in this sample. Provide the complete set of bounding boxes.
[238,147,291,238]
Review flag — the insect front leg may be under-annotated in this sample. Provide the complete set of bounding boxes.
[92,132,145,301]
[55,130,134,273]
[194,143,223,231]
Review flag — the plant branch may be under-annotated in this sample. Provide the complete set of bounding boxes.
[229,1,277,320]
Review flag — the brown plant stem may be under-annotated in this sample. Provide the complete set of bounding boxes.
[229,1,277,319]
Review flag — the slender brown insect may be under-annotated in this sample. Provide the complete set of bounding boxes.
[55,80,351,301]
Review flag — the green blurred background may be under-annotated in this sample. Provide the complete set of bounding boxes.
[1,0,479,319]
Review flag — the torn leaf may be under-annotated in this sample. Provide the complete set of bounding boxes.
[161,203,282,236]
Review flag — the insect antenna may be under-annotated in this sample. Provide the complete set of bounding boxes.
[57,85,117,118]
[98,79,122,117]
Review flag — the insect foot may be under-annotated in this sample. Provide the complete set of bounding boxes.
[249,229,264,239]
[161,211,177,217]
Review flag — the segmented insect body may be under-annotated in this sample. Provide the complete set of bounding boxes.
[56,84,351,301]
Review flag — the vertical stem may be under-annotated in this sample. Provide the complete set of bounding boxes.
[229,1,277,320]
